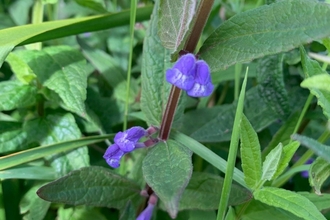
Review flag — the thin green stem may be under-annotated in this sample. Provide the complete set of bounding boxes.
[234,63,242,100]
[217,70,248,220]
[123,0,137,131]
[30,0,43,50]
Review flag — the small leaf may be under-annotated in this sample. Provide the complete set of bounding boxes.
[309,157,330,195]
[75,0,108,13]
[257,54,290,120]
[253,187,326,220]
[37,167,142,209]
[142,140,192,218]
[0,121,28,153]
[240,114,262,190]
[158,0,196,52]
[301,74,330,92]
[298,191,330,211]
[5,52,36,84]
[0,81,36,111]
[261,143,282,181]
[272,141,300,180]
[200,0,330,71]
[179,172,252,210]
[292,134,330,163]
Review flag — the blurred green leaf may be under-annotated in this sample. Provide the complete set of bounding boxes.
[37,167,142,209]
[142,140,192,218]
[301,74,330,92]
[20,184,50,220]
[240,114,262,190]
[257,54,290,120]
[0,121,28,153]
[262,143,282,181]
[298,191,330,211]
[5,53,36,84]
[200,0,330,71]
[0,166,56,180]
[75,0,108,13]
[0,134,112,170]
[254,187,326,220]
[158,0,196,52]
[309,157,330,195]
[292,134,330,164]
[119,202,135,220]
[179,172,252,210]
[57,206,107,220]
[0,81,36,111]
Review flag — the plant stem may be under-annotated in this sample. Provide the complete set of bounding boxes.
[123,0,137,131]
[158,0,214,140]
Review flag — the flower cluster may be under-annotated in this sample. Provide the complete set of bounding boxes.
[166,53,214,97]
[103,126,156,168]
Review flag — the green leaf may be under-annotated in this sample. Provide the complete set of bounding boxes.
[261,143,282,181]
[292,134,330,164]
[181,86,277,142]
[5,52,36,84]
[241,199,303,220]
[272,141,300,180]
[158,0,196,52]
[179,172,252,210]
[171,131,246,188]
[58,206,107,220]
[298,191,330,211]
[0,134,112,170]
[142,140,192,218]
[301,74,330,92]
[0,81,36,111]
[141,1,186,126]
[253,187,326,220]
[0,121,28,153]
[0,166,56,180]
[24,113,89,176]
[200,0,330,71]
[20,184,51,220]
[257,54,290,120]
[119,202,135,220]
[75,0,108,13]
[37,167,142,209]
[240,114,262,190]
[0,6,153,67]
[300,46,330,119]
[309,157,330,195]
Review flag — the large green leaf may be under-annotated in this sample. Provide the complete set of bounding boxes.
[240,114,262,190]
[257,54,290,120]
[292,134,330,163]
[199,0,330,71]
[254,187,326,220]
[300,46,330,119]
[178,172,252,210]
[0,6,153,67]
[141,1,185,126]
[37,167,142,209]
[261,143,282,181]
[142,140,192,218]
[308,157,330,195]
[0,81,36,111]
[158,0,196,52]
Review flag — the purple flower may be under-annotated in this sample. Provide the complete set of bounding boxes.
[136,203,155,220]
[166,53,214,97]
[103,126,147,168]
[301,158,314,178]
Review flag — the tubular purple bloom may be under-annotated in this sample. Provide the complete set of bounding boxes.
[166,53,196,90]
[136,203,155,220]
[103,144,125,168]
[187,60,214,97]
[114,126,147,152]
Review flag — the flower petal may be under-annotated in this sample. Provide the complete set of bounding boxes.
[125,126,147,142]
[103,144,125,168]
[136,203,155,220]
[187,60,214,97]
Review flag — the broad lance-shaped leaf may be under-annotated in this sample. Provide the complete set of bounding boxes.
[37,167,142,209]
[178,172,252,210]
[309,157,330,195]
[292,134,330,164]
[13,46,88,117]
[141,0,186,126]
[261,143,282,182]
[199,0,330,71]
[0,81,36,111]
[254,187,326,220]
[158,0,196,52]
[142,139,192,218]
[240,114,262,190]
[257,54,290,120]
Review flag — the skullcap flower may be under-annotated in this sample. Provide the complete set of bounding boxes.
[136,203,155,220]
[166,53,214,97]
